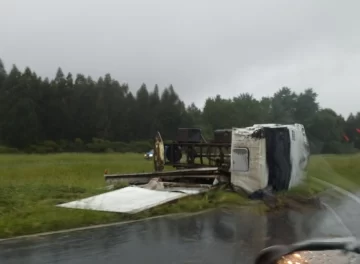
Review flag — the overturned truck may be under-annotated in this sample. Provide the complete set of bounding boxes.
[105,124,310,197]
[230,124,310,195]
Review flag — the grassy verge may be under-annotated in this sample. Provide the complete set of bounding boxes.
[307,154,360,191]
[284,154,360,197]
[0,153,249,239]
[1,153,360,239]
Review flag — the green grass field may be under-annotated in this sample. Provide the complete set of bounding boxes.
[308,154,360,191]
[0,153,360,239]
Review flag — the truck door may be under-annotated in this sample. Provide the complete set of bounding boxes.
[232,147,250,172]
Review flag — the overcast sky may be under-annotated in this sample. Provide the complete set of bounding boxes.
[1,0,359,117]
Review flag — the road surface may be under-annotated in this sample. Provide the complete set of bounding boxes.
[0,191,359,264]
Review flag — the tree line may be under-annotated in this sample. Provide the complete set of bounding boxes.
[0,58,359,154]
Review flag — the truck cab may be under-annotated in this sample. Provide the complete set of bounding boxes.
[231,124,310,194]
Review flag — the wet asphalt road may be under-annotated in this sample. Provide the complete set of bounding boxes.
[0,192,359,264]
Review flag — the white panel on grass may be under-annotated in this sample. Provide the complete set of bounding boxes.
[57,186,202,214]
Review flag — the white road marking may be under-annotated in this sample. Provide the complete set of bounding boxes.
[313,177,360,205]
[320,201,353,237]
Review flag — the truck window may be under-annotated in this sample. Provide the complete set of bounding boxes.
[232,148,249,172]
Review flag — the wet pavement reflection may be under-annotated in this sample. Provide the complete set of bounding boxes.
[0,193,359,264]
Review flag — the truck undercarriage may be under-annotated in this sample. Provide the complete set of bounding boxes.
[105,128,233,187]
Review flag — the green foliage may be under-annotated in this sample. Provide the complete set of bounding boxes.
[4,140,153,154]
[0,146,19,154]
[0,59,359,154]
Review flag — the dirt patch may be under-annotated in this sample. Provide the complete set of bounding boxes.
[263,193,323,213]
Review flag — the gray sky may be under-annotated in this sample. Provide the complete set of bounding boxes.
[1,0,359,117]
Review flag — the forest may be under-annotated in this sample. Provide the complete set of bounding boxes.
[0,58,358,154]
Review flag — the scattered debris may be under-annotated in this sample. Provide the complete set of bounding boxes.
[58,178,210,214]
[140,177,164,190]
